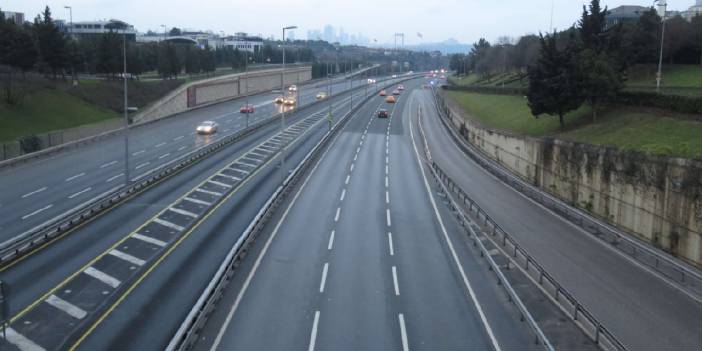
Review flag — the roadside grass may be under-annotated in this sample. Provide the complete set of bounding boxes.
[627,64,702,88]
[0,89,119,142]
[446,90,702,159]
[66,79,185,113]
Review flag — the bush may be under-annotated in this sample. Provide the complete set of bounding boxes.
[19,135,42,153]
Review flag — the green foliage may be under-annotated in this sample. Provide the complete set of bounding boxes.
[33,6,68,78]
[527,33,582,128]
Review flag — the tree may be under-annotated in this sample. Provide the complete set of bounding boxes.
[96,31,121,77]
[34,6,68,79]
[692,15,702,65]
[527,33,582,129]
[623,8,660,64]
[169,27,182,36]
[184,45,201,74]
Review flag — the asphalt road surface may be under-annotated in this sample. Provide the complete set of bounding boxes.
[191,78,539,351]
[411,86,702,351]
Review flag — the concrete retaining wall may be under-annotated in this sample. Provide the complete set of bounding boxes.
[135,67,312,124]
[440,90,702,266]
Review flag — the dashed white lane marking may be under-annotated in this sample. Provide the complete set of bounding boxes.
[308,310,321,351]
[84,266,121,288]
[340,189,346,202]
[195,188,223,196]
[319,263,329,293]
[45,294,87,320]
[178,145,188,151]
[353,154,358,161]
[328,230,335,250]
[350,163,355,172]
[399,314,410,351]
[345,175,350,185]
[65,172,85,182]
[153,217,185,231]
[135,162,150,170]
[385,165,389,175]
[159,153,170,159]
[169,207,198,218]
[386,156,389,164]
[356,147,361,154]
[385,176,389,188]
[386,191,390,204]
[184,197,212,206]
[173,135,185,141]
[386,209,392,227]
[132,233,167,247]
[392,266,400,295]
[334,207,341,222]
[109,249,146,266]
[68,187,92,199]
[155,142,167,148]
[22,187,47,198]
[388,232,394,256]
[106,173,124,183]
[5,327,46,351]
[21,204,53,220]
[100,160,118,168]
[132,150,145,156]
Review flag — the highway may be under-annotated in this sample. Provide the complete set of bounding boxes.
[0,74,379,246]
[0,75,406,351]
[190,78,538,351]
[411,88,702,351]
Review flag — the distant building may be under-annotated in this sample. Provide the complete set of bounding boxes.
[605,5,650,27]
[2,10,25,24]
[222,33,263,53]
[684,0,702,20]
[65,19,137,41]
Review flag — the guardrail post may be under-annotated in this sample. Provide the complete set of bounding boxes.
[595,323,601,344]
[573,303,579,320]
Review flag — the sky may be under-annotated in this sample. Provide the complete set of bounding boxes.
[2,0,693,45]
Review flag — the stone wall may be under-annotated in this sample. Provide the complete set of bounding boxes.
[440,90,702,266]
[134,66,312,124]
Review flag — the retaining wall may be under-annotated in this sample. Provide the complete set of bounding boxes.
[440,89,702,266]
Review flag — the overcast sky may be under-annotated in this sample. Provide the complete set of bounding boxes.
[2,0,690,45]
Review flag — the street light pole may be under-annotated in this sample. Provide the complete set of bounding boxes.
[64,6,76,85]
[656,0,667,94]
[280,25,297,183]
[122,29,130,184]
[245,50,250,128]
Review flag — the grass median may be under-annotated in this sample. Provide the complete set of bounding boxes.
[446,90,702,159]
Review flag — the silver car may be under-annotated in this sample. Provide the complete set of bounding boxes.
[196,121,218,135]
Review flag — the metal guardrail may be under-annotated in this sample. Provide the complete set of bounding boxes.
[414,106,554,351]
[431,88,702,300]
[0,77,401,266]
[165,75,420,351]
[432,162,627,351]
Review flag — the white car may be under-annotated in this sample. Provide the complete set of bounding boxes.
[288,85,298,92]
[196,121,218,135]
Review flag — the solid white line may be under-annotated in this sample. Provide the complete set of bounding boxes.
[100,160,118,168]
[65,172,85,182]
[386,191,390,204]
[409,108,502,351]
[392,266,400,295]
[309,311,321,351]
[45,294,87,320]
[106,173,124,183]
[183,197,212,206]
[132,150,145,156]
[153,217,186,231]
[195,188,223,196]
[169,207,198,218]
[388,232,394,256]
[159,153,170,159]
[345,175,350,185]
[340,189,346,201]
[22,204,53,220]
[319,263,329,293]
[22,186,47,198]
[155,142,167,147]
[328,230,335,250]
[334,207,341,222]
[5,327,46,351]
[68,187,92,199]
[386,209,392,227]
[84,266,121,289]
[132,233,167,247]
[135,162,150,170]
[208,180,233,189]
[109,249,146,266]
[399,314,410,351]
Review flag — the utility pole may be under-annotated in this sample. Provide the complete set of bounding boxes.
[656,0,667,94]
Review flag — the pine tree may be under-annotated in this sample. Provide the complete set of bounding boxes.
[34,6,68,79]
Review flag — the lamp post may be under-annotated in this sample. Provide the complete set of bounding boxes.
[655,0,667,94]
[280,25,297,182]
[160,24,166,41]
[245,50,251,128]
[106,21,133,184]
[64,6,76,85]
